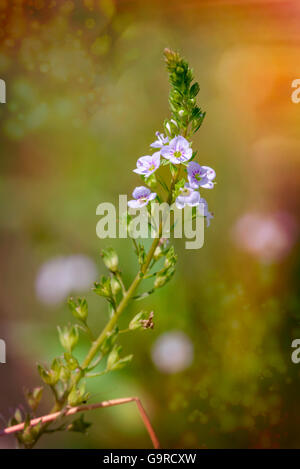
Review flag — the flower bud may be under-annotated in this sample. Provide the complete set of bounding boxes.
[68,297,88,323]
[50,358,62,382]
[60,365,71,381]
[68,385,89,407]
[57,325,79,353]
[106,345,133,371]
[145,173,157,190]
[154,274,167,289]
[24,387,43,413]
[37,364,59,386]
[154,245,163,260]
[64,352,79,371]
[111,277,121,296]
[129,311,148,330]
[93,276,113,298]
[101,247,119,273]
[14,408,23,423]
[164,246,177,268]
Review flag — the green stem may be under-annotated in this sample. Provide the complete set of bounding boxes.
[115,271,126,295]
[39,140,182,437]
[69,169,180,392]
[80,236,161,372]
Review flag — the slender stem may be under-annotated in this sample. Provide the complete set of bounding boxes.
[80,237,161,373]
[85,370,108,378]
[115,271,126,294]
[0,397,160,449]
[28,147,182,444]
[69,168,179,391]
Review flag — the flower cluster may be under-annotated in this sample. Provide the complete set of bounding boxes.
[130,133,215,226]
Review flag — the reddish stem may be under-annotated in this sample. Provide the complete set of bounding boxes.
[0,397,160,449]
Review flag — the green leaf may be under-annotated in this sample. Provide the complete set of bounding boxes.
[132,289,155,301]
[190,82,200,98]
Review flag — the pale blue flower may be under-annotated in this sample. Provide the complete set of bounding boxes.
[175,184,201,209]
[133,152,160,177]
[150,132,169,149]
[161,136,193,164]
[128,186,157,209]
[187,162,216,189]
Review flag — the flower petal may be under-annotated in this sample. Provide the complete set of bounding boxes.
[128,199,142,209]
[132,186,151,199]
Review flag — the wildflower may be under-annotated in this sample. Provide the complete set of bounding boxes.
[187,162,216,189]
[133,152,160,177]
[161,135,193,164]
[128,186,157,208]
[175,184,200,209]
[150,132,169,148]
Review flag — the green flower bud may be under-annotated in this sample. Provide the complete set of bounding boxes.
[24,387,43,413]
[67,388,79,407]
[111,276,121,296]
[64,352,79,371]
[145,173,157,189]
[50,357,62,382]
[57,325,79,353]
[67,384,89,407]
[153,246,163,260]
[68,297,88,323]
[164,246,177,268]
[101,247,119,273]
[37,364,59,386]
[129,311,148,330]
[154,274,167,289]
[93,276,113,298]
[106,345,133,371]
[60,365,71,381]
[14,408,23,423]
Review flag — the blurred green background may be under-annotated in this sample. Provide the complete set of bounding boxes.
[0,0,300,449]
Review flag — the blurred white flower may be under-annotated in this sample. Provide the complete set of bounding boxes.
[151,330,194,374]
[35,255,97,305]
[232,212,298,263]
